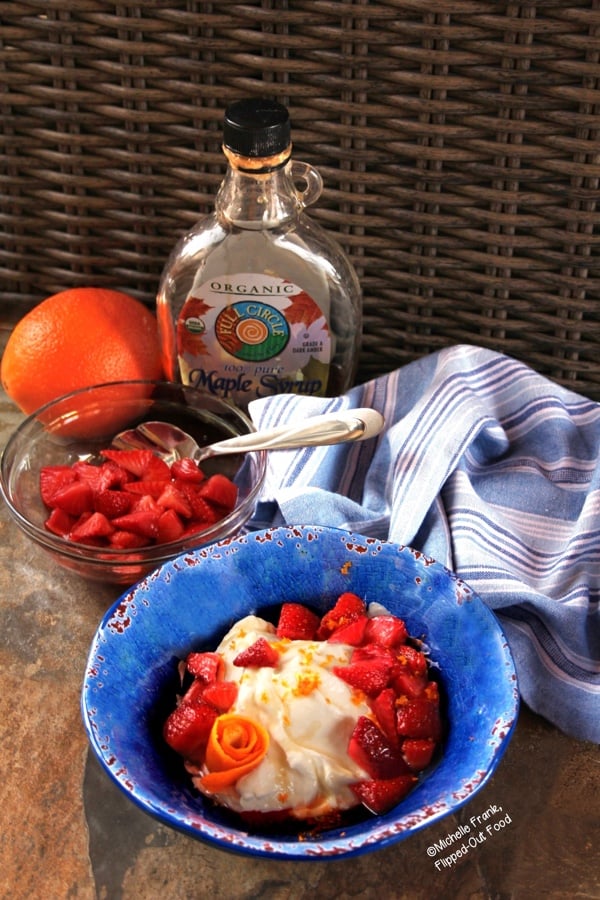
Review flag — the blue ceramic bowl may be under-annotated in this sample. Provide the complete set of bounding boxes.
[82,525,519,860]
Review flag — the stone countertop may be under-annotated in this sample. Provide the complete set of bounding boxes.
[1,308,598,900]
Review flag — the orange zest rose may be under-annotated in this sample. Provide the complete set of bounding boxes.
[199,714,269,792]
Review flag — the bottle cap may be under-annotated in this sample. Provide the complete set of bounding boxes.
[223,98,291,158]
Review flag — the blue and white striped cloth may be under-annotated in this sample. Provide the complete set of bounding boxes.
[248,344,600,744]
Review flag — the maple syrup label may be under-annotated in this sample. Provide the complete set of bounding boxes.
[176,274,331,404]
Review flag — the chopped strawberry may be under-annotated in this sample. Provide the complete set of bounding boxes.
[130,492,161,514]
[395,644,428,676]
[94,489,132,519]
[371,688,400,746]
[276,602,320,641]
[49,481,94,516]
[156,483,193,518]
[202,680,238,711]
[333,658,391,696]
[111,510,159,539]
[233,637,279,668]
[181,520,212,539]
[402,738,437,771]
[180,678,207,706]
[44,507,76,537]
[317,592,366,639]
[199,474,238,510]
[156,508,185,543]
[39,465,77,506]
[108,529,148,549]
[395,694,442,741]
[351,774,418,815]
[71,460,124,492]
[171,457,205,483]
[391,669,428,699]
[327,614,368,646]
[123,479,171,499]
[177,484,222,524]
[41,446,239,550]
[348,716,410,780]
[163,701,218,762]
[364,614,408,648]
[101,448,170,481]
[186,651,222,682]
[69,511,114,542]
[351,643,397,667]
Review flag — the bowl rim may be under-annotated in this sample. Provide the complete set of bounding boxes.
[0,379,267,562]
[81,524,520,859]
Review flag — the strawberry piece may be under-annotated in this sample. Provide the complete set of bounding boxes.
[71,460,122,493]
[348,716,410,780]
[395,645,428,677]
[94,489,132,519]
[364,614,408,648]
[202,680,238,711]
[111,510,159,539]
[186,651,222,682]
[351,774,418,815]
[100,460,134,488]
[178,484,222,524]
[371,688,400,746]
[69,511,114,542]
[163,701,218,762]
[333,658,391,696]
[130,492,161,514]
[157,508,185,543]
[44,507,76,537]
[123,479,171,499]
[109,529,148,549]
[49,481,94,516]
[171,457,205,483]
[180,678,207,706]
[181,520,213,539]
[402,738,437,771]
[39,465,77,506]
[101,448,170,481]
[199,474,238,511]
[317,592,366,639]
[395,694,442,741]
[391,669,428,699]
[276,602,320,641]
[233,637,279,668]
[351,643,397,667]
[156,483,193,518]
[327,614,368,646]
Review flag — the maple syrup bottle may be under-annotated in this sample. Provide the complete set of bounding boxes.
[156,98,362,408]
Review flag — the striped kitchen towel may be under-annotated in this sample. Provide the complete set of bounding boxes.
[248,344,600,744]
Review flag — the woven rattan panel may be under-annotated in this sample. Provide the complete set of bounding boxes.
[1,1,599,396]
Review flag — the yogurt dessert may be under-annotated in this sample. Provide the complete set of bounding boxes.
[163,593,443,822]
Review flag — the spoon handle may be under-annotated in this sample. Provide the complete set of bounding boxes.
[196,408,385,460]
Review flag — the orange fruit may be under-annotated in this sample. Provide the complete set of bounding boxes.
[1,287,164,415]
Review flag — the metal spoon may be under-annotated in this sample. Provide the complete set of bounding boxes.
[112,408,385,466]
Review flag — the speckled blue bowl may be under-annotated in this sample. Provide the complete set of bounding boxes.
[81,525,519,860]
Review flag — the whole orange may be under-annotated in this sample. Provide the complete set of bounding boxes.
[1,287,164,415]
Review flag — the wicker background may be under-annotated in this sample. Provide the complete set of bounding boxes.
[1,1,599,396]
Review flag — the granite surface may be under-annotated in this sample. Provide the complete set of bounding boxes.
[1,311,598,900]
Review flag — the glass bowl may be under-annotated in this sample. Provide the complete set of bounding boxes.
[0,381,266,585]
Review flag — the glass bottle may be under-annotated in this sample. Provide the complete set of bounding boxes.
[156,98,362,408]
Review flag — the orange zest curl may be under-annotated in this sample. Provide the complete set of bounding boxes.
[199,714,269,792]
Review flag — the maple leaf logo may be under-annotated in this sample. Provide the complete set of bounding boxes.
[285,291,326,329]
[182,295,213,317]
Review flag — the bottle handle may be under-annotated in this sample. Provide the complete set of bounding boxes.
[291,160,323,208]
